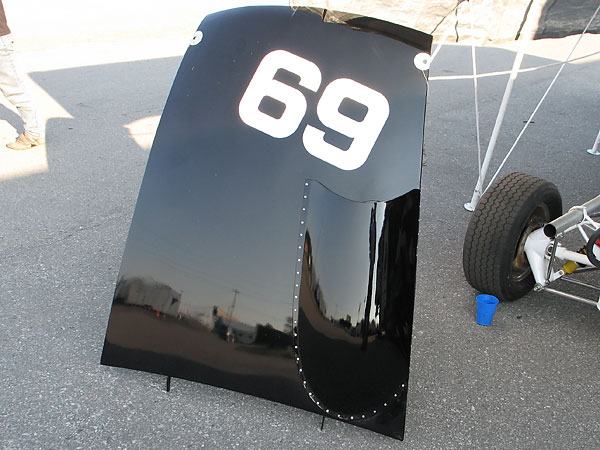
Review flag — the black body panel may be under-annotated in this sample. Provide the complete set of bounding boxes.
[101,6,430,440]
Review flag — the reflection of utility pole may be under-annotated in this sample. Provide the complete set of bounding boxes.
[362,204,377,350]
[228,289,239,323]
[225,289,240,342]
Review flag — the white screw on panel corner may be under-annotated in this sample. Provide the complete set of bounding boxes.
[238,50,321,139]
[190,31,203,46]
[303,78,389,171]
[413,53,431,71]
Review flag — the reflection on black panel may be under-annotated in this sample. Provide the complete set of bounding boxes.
[101,5,429,442]
[295,182,419,439]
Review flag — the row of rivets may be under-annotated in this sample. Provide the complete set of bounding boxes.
[292,180,310,330]
[291,180,407,422]
[293,182,312,415]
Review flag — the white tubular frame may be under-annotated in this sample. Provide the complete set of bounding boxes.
[523,200,600,308]
[463,1,600,210]
[587,127,600,156]
[464,34,531,211]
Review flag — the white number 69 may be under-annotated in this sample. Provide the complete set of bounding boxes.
[239,50,390,171]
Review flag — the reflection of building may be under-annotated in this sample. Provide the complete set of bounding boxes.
[212,306,257,344]
[228,321,257,344]
[255,324,293,349]
[210,307,293,348]
[114,277,181,317]
[177,305,211,327]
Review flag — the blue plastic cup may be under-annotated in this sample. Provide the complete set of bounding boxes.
[476,294,499,326]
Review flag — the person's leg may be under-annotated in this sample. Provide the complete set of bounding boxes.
[0,34,44,140]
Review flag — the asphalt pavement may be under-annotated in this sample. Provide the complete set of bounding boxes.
[1,2,599,449]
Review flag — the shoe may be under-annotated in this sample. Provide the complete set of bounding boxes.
[6,131,45,150]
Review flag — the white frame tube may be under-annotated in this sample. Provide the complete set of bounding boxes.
[464,33,531,211]
[555,247,594,267]
[587,127,600,155]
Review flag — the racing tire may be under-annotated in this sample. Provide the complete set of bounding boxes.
[463,172,562,302]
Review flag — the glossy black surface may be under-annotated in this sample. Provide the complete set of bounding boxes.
[296,183,420,439]
[101,6,430,440]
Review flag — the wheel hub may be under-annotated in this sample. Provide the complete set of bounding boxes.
[511,204,550,282]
